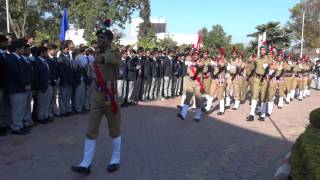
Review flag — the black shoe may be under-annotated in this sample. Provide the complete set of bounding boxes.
[39,119,49,124]
[11,129,27,135]
[70,165,91,175]
[246,115,254,121]
[177,105,182,109]
[194,118,200,122]
[107,164,119,173]
[225,106,230,110]
[0,127,8,136]
[266,113,271,117]
[232,107,237,110]
[278,107,283,109]
[217,112,224,116]
[285,101,289,104]
[258,117,265,121]
[177,113,185,120]
[240,101,245,104]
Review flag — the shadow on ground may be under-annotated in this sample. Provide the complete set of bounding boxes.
[0,103,293,180]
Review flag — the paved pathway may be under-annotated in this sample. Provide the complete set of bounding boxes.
[0,90,319,180]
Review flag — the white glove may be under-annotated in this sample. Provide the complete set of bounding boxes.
[263,64,269,69]
[269,70,274,75]
[288,61,293,66]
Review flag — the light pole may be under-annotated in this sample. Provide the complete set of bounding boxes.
[6,0,10,33]
[300,10,306,58]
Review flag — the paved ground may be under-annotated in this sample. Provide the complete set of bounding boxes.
[0,90,319,180]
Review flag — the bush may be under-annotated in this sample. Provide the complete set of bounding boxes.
[310,108,320,129]
[291,125,320,180]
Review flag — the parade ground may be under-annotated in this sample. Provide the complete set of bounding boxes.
[0,90,319,180]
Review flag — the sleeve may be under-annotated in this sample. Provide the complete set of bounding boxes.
[102,50,121,65]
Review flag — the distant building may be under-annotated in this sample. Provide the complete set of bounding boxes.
[120,17,197,46]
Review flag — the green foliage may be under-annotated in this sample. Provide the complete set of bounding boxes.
[138,0,152,38]
[138,31,157,50]
[0,0,140,42]
[291,125,320,180]
[179,44,192,51]
[157,37,177,50]
[289,0,320,48]
[247,21,292,50]
[201,25,232,51]
[310,108,320,128]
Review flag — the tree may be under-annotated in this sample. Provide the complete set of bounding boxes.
[179,44,193,51]
[289,0,320,48]
[137,31,157,49]
[157,37,177,49]
[201,25,232,51]
[247,21,292,51]
[138,0,152,38]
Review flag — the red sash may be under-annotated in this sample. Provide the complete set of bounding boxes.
[190,66,205,93]
[94,63,118,113]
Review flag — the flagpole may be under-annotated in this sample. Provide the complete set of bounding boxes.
[300,10,306,58]
[6,0,10,33]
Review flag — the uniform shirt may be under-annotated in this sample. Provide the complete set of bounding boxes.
[96,49,121,82]
[254,56,273,76]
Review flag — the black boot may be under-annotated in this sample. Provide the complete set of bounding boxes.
[177,113,185,120]
[258,117,265,121]
[70,165,91,175]
[246,115,254,121]
[107,163,119,173]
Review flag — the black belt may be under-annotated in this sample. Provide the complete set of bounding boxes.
[285,74,292,77]
[255,73,264,78]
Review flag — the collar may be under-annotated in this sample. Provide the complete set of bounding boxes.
[12,52,21,59]
[0,49,4,54]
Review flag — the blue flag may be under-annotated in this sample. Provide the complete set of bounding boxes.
[59,8,69,41]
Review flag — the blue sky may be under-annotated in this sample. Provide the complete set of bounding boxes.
[124,0,300,44]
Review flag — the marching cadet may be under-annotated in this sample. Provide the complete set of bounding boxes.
[247,44,272,121]
[241,54,256,103]
[283,53,294,104]
[302,56,312,97]
[177,52,206,122]
[205,48,228,115]
[275,50,286,109]
[6,39,31,135]
[202,50,212,109]
[71,19,122,174]
[293,57,304,101]
[58,42,74,116]
[229,47,245,110]
[265,48,278,117]
[0,35,9,136]
[46,43,60,119]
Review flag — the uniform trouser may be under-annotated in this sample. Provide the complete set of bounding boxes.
[150,78,160,99]
[203,78,211,95]
[267,80,277,102]
[241,77,253,102]
[184,79,204,108]
[10,92,28,131]
[24,90,33,126]
[233,77,243,101]
[84,84,93,110]
[37,88,52,120]
[278,82,286,98]
[164,76,172,97]
[127,81,134,102]
[75,81,86,112]
[142,78,151,99]
[292,77,298,92]
[117,79,127,105]
[86,89,121,139]
[225,77,234,97]
[0,90,10,128]
[209,79,226,100]
[175,77,182,96]
[285,77,293,93]
[158,77,164,98]
[59,85,72,114]
[252,77,268,102]
[49,86,59,116]
[303,76,309,90]
[171,76,177,96]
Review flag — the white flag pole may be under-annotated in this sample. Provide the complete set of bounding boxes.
[6,0,10,33]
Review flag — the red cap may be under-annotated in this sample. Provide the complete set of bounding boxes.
[217,47,225,55]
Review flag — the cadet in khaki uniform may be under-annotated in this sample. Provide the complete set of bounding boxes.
[241,54,256,103]
[202,50,212,104]
[205,48,228,115]
[275,51,286,109]
[247,45,272,121]
[302,56,312,97]
[283,54,294,103]
[71,20,122,174]
[177,52,206,122]
[266,48,277,117]
[293,58,304,100]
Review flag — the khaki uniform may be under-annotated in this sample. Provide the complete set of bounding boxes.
[228,58,245,101]
[241,60,255,102]
[87,49,122,139]
[267,60,279,102]
[203,58,212,94]
[293,62,303,92]
[209,60,227,100]
[302,61,311,91]
[276,61,286,98]
[283,61,294,94]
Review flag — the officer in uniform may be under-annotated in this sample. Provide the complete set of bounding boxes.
[283,53,294,103]
[247,45,272,121]
[275,50,286,109]
[177,52,206,122]
[302,56,312,97]
[241,54,256,103]
[293,58,304,100]
[202,50,212,107]
[266,48,278,117]
[71,20,122,174]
